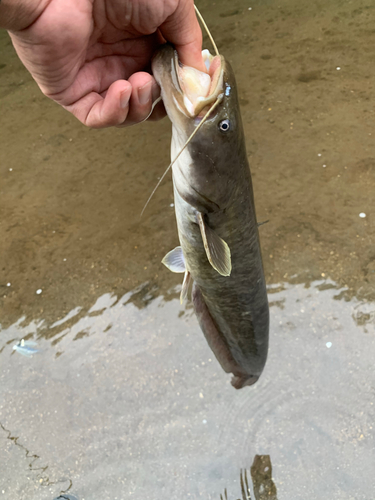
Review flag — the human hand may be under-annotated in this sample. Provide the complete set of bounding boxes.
[4,0,204,128]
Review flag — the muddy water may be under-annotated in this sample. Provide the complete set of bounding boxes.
[0,0,374,499]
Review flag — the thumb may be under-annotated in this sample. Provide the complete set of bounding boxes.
[160,0,206,72]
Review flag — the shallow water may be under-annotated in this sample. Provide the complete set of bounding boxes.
[1,0,375,498]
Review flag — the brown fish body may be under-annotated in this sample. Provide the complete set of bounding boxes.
[152,44,269,388]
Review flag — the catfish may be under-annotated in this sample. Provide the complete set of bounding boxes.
[151,43,269,389]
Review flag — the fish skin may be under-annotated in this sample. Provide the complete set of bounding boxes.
[152,44,269,388]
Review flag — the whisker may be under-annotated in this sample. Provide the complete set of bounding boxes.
[140,94,223,216]
[194,5,219,56]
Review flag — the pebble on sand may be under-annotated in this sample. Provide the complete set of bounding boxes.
[36,289,42,295]
[359,213,366,218]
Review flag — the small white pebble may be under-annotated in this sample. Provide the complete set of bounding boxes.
[63,258,67,261]
[36,289,42,295]
[359,212,366,218]
[248,7,252,10]
[9,168,12,171]
[323,164,327,168]
[7,283,11,287]
[326,342,332,348]
[202,419,207,424]
[336,67,341,70]
[170,203,174,208]
[317,153,321,157]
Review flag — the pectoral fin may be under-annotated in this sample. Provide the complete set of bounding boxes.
[162,246,186,273]
[197,213,231,276]
[162,248,192,304]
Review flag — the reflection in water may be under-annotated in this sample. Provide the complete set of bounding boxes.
[2,0,375,497]
[251,455,277,500]
[12,339,39,357]
[352,302,375,332]
[1,278,375,499]
[221,456,277,500]
[50,307,83,329]
[3,277,373,355]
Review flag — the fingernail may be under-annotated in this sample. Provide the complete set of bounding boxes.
[138,81,152,106]
[120,89,130,109]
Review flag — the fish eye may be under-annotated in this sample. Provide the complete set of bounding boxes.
[218,119,231,132]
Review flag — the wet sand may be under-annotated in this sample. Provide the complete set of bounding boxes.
[1,0,375,499]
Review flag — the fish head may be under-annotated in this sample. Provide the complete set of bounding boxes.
[152,43,228,127]
[152,44,246,209]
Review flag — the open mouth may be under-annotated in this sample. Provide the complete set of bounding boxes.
[175,49,224,118]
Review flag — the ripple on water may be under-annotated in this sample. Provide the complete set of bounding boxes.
[0,279,374,500]
[216,280,375,499]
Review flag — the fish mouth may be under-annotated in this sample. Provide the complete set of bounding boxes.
[175,49,225,117]
[152,44,225,120]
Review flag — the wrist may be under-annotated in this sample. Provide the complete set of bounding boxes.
[0,0,50,31]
